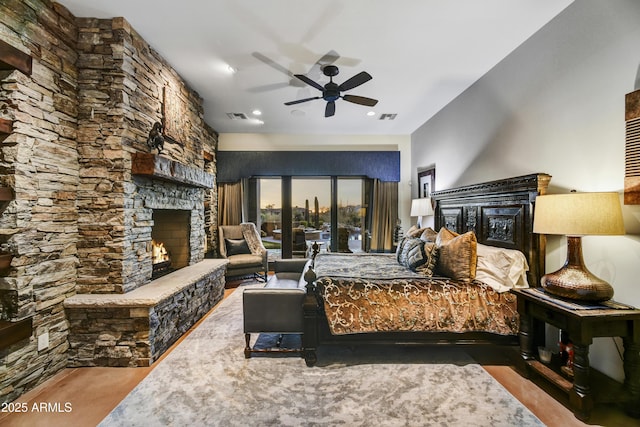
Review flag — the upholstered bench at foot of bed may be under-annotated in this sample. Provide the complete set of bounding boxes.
[243,258,311,358]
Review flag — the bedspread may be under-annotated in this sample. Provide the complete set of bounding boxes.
[313,253,519,336]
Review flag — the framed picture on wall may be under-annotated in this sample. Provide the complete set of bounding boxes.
[418,167,435,198]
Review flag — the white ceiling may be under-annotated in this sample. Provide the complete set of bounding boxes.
[56,0,573,135]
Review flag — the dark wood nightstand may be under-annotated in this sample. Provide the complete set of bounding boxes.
[511,288,640,421]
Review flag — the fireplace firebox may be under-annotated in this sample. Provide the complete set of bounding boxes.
[151,209,191,278]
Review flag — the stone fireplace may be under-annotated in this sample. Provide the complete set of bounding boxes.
[125,159,210,292]
[61,16,228,368]
[65,153,226,367]
[0,4,227,402]
[66,156,227,366]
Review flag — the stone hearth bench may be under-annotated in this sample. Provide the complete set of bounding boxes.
[64,259,228,367]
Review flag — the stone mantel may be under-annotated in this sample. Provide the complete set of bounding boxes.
[65,259,228,308]
[132,152,214,188]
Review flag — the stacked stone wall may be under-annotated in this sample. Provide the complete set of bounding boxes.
[76,17,218,294]
[75,17,128,294]
[0,0,79,403]
[0,0,220,402]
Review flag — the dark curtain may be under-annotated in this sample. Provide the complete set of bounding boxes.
[217,181,243,225]
[369,179,398,252]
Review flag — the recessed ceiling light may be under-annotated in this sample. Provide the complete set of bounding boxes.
[291,109,306,117]
[379,113,398,120]
[226,112,248,120]
[252,109,262,116]
[366,111,376,117]
[214,61,238,76]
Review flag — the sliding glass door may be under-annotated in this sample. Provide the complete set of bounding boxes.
[258,179,282,260]
[337,178,367,253]
[257,176,367,259]
[291,178,331,257]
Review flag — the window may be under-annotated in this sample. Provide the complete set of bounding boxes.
[292,178,331,257]
[256,177,368,259]
[337,178,366,253]
[258,179,282,259]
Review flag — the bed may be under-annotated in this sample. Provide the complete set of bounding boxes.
[301,173,551,367]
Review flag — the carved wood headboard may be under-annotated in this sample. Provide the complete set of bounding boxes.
[431,173,551,288]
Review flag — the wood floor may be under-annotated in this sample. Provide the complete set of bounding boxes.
[0,286,637,427]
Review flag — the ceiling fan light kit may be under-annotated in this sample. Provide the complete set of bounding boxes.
[284,64,378,117]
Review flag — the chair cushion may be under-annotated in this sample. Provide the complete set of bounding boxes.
[265,276,301,289]
[225,238,251,256]
[226,253,263,267]
[272,272,303,282]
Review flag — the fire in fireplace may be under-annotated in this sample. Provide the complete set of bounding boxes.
[152,240,169,263]
[152,240,172,278]
[151,209,191,279]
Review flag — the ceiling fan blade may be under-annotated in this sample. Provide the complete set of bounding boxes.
[307,50,340,78]
[339,71,372,91]
[293,74,324,91]
[252,52,293,77]
[325,101,336,117]
[343,95,379,107]
[248,82,292,93]
[284,96,321,106]
[317,49,340,66]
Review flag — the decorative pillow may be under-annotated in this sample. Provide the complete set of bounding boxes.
[419,227,438,243]
[435,227,458,245]
[396,236,407,263]
[475,244,529,292]
[397,238,437,276]
[405,225,430,238]
[404,225,419,237]
[401,238,423,268]
[415,242,438,276]
[225,238,251,256]
[435,228,477,282]
[397,236,417,265]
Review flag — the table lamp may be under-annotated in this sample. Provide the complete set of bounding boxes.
[533,192,625,301]
[410,198,434,228]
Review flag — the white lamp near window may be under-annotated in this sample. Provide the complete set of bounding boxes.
[410,198,434,228]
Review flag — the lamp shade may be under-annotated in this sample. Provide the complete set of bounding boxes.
[533,192,624,236]
[410,198,434,217]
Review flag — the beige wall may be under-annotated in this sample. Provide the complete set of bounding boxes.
[411,0,640,381]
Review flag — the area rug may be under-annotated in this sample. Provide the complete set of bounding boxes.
[99,284,544,427]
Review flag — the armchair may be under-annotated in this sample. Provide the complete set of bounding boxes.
[292,228,307,257]
[218,223,268,282]
[337,227,352,253]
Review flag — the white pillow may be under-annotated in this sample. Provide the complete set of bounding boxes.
[475,244,529,292]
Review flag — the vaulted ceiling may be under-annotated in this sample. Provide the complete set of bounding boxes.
[57,0,573,135]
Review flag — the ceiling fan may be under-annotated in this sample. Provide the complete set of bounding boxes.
[284,65,378,117]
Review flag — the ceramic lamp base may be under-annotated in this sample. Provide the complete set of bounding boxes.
[541,236,614,302]
[541,265,614,301]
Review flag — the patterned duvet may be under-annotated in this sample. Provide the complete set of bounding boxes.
[313,253,519,336]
